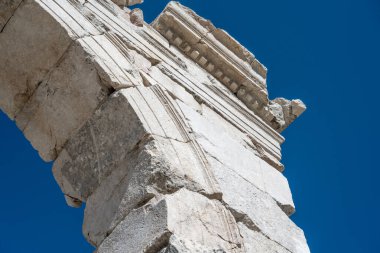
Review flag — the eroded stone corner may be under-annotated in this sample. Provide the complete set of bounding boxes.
[0,1,310,252]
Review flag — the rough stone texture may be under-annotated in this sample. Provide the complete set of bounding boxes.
[53,86,220,203]
[0,0,75,119]
[15,39,110,161]
[177,100,296,214]
[0,0,310,252]
[273,98,307,131]
[83,132,221,245]
[207,154,309,253]
[0,0,23,32]
[111,0,126,7]
[127,0,144,6]
[130,8,144,27]
[238,223,290,253]
[152,2,306,132]
[110,0,144,8]
[159,235,227,253]
[96,189,242,253]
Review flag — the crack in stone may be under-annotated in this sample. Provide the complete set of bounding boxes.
[222,200,293,253]
[0,0,24,33]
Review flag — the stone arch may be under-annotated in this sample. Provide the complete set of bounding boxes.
[0,1,309,252]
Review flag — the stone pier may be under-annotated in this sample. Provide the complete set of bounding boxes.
[0,0,309,252]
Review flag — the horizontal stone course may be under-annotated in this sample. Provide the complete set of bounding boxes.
[0,1,310,252]
[96,188,242,253]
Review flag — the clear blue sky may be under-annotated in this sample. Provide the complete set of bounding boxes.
[1,0,379,252]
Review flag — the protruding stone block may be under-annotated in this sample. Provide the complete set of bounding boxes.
[0,0,75,119]
[96,189,242,253]
[208,153,309,253]
[127,0,144,6]
[178,101,295,213]
[130,8,144,27]
[83,135,221,245]
[53,86,220,202]
[0,1,310,252]
[15,39,110,161]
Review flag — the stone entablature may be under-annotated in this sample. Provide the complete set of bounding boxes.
[0,0,310,252]
[153,2,306,133]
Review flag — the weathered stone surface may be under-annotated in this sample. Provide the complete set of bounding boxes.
[96,189,242,253]
[0,0,149,161]
[83,135,220,246]
[152,1,306,133]
[173,100,309,252]
[144,48,284,164]
[273,98,307,131]
[146,66,202,112]
[112,0,144,7]
[130,8,144,27]
[207,154,309,253]
[177,100,295,214]
[64,195,82,208]
[111,0,126,7]
[0,0,23,32]
[15,39,110,161]
[0,1,310,252]
[53,86,220,202]
[238,223,290,253]
[127,0,144,7]
[0,0,75,119]
[159,235,227,253]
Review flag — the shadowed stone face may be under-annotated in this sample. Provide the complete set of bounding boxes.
[0,0,309,252]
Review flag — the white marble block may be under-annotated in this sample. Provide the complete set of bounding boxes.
[0,0,310,252]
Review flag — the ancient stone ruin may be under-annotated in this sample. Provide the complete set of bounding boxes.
[0,0,309,252]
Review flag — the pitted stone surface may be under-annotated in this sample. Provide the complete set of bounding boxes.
[83,135,221,246]
[0,1,309,252]
[238,223,290,253]
[152,2,306,132]
[159,235,227,253]
[130,8,144,27]
[0,0,23,32]
[177,100,295,214]
[53,86,220,202]
[96,189,242,253]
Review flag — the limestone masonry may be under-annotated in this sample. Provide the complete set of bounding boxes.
[0,0,309,252]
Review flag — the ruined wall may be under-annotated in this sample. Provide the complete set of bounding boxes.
[0,1,309,252]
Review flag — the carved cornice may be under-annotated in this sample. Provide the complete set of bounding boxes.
[152,2,306,132]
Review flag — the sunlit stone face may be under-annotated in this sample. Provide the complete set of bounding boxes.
[0,1,309,252]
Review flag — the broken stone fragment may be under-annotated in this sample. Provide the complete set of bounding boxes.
[130,8,144,27]
[269,102,286,129]
[64,195,82,208]
[127,0,144,6]
[110,0,143,8]
[96,189,242,253]
[272,98,307,132]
